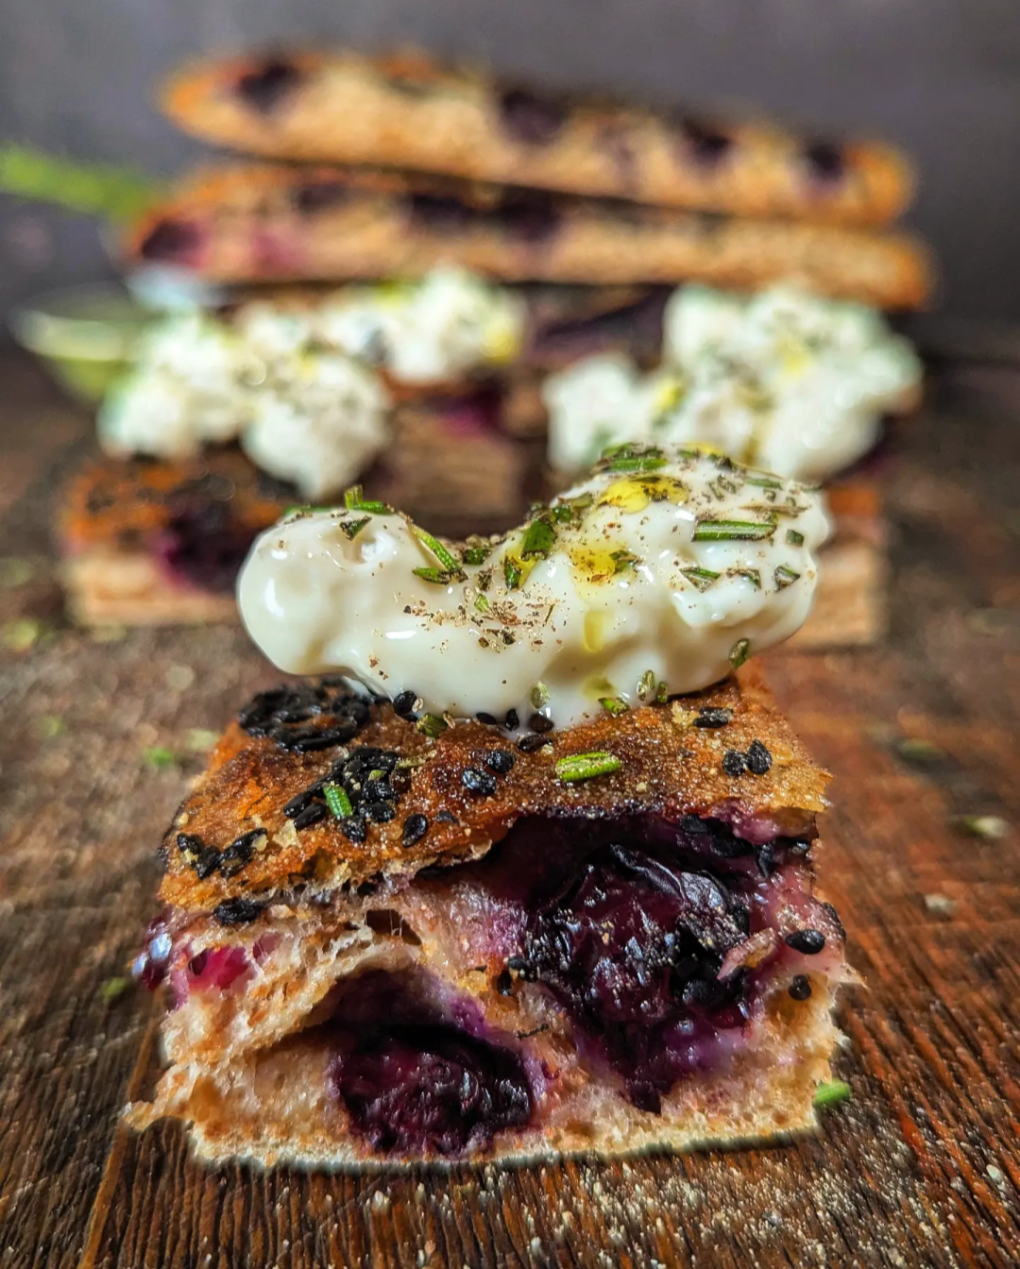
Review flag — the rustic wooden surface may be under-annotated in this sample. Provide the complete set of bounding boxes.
[1,350,1019,1269]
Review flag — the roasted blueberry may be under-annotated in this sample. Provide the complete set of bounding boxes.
[802,140,846,185]
[138,218,204,264]
[236,58,303,112]
[676,116,734,167]
[498,87,568,145]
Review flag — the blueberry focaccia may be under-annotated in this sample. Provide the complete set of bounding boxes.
[125,165,933,309]
[162,48,913,227]
[127,668,849,1167]
[127,447,852,1166]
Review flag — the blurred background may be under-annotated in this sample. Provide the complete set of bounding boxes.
[1,0,1020,326]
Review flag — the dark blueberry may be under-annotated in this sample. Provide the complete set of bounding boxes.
[176,832,205,856]
[291,178,349,214]
[680,815,711,836]
[756,842,778,878]
[293,802,327,830]
[722,749,747,777]
[486,749,516,775]
[193,847,222,881]
[495,968,514,996]
[213,898,265,926]
[462,768,498,797]
[283,790,316,818]
[408,192,477,233]
[694,708,733,729]
[290,723,359,752]
[173,471,235,502]
[528,713,554,733]
[388,767,411,795]
[598,121,637,185]
[495,190,563,244]
[788,974,812,1001]
[363,779,394,804]
[785,928,826,955]
[435,809,459,824]
[364,801,397,824]
[393,690,419,719]
[219,828,265,877]
[803,140,846,185]
[476,712,500,726]
[236,58,303,112]
[341,815,368,844]
[518,734,553,752]
[402,814,429,846]
[157,503,256,594]
[504,709,520,731]
[677,116,734,167]
[328,1020,532,1155]
[746,740,773,775]
[498,87,568,145]
[822,901,847,941]
[138,218,203,263]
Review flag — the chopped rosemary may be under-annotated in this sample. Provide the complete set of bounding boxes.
[323,781,353,820]
[681,567,720,592]
[655,680,669,704]
[504,554,524,589]
[611,549,640,573]
[461,544,491,566]
[735,568,761,589]
[786,529,805,546]
[474,593,490,614]
[729,638,751,669]
[530,682,550,709]
[338,517,371,540]
[412,525,465,578]
[744,475,783,489]
[813,1080,852,1109]
[283,504,334,517]
[520,516,556,560]
[413,566,456,585]
[637,670,656,701]
[343,485,392,514]
[100,977,130,1003]
[555,752,622,782]
[552,492,594,524]
[599,697,629,716]
[416,713,449,739]
[599,443,667,474]
[693,519,776,542]
[774,565,802,589]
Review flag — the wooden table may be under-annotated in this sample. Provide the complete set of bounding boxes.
[1,350,1018,1269]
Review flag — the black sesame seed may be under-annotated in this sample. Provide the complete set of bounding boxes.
[821,902,847,940]
[293,802,327,830]
[363,779,393,803]
[389,767,411,795]
[193,848,222,881]
[803,140,845,184]
[694,707,733,729]
[746,739,773,775]
[757,842,778,877]
[176,832,205,856]
[213,897,265,926]
[436,809,459,824]
[486,749,516,774]
[219,828,265,877]
[364,801,397,824]
[495,968,514,996]
[528,713,554,733]
[393,690,418,719]
[518,733,553,752]
[290,723,359,752]
[341,815,368,843]
[788,974,812,1001]
[462,768,498,797]
[507,955,537,981]
[722,749,747,777]
[504,709,520,731]
[785,928,827,955]
[402,814,429,846]
[681,815,711,836]
[283,790,316,818]
[476,712,500,726]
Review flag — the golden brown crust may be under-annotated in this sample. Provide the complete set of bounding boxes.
[160,664,829,916]
[160,48,913,226]
[123,163,933,309]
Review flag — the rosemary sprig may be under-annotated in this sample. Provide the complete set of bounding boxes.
[637,670,656,702]
[411,525,465,579]
[520,517,556,560]
[461,544,492,566]
[599,697,629,716]
[774,565,802,589]
[681,567,721,592]
[786,529,805,546]
[474,593,490,614]
[744,475,783,490]
[611,549,640,574]
[555,752,622,782]
[693,519,776,542]
[343,485,392,514]
[416,713,449,739]
[735,568,761,589]
[504,554,524,590]
[813,1080,852,1109]
[338,517,371,540]
[323,781,353,820]
[729,638,751,669]
[413,566,456,585]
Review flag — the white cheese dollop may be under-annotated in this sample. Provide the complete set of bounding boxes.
[316,267,527,385]
[238,446,830,730]
[545,283,922,484]
[240,353,390,501]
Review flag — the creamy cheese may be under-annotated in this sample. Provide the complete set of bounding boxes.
[316,267,527,385]
[238,446,830,730]
[545,283,922,483]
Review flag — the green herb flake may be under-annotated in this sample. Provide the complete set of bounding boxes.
[681,567,721,592]
[655,680,669,704]
[35,715,65,740]
[637,670,656,702]
[744,475,783,490]
[185,728,219,753]
[813,1080,852,1109]
[555,751,622,783]
[520,517,556,560]
[323,781,353,820]
[693,519,776,542]
[143,746,178,770]
[951,814,1008,840]
[530,682,551,709]
[786,529,805,546]
[774,564,802,589]
[735,568,761,589]
[413,566,455,585]
[599,697,630,717]
[2,619,45,652]
[416,713,449,739]
[504,554,524,590]
[462,544,492,566]
[338,516,371,541]
[474,593,491,614]
[611,549,640,574]
[412,525,464,578]
[342,485,392,513]
[729,638,751,670]
[100,977,131,1004]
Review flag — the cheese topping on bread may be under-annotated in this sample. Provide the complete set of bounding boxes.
[238,446,829,729]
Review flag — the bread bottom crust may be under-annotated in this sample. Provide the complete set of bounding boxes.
[62,551,238,627]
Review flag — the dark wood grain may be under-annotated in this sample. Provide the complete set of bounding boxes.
[1,351,1018,1268]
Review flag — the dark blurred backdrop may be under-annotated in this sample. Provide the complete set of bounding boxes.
[2,0,1019,325]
